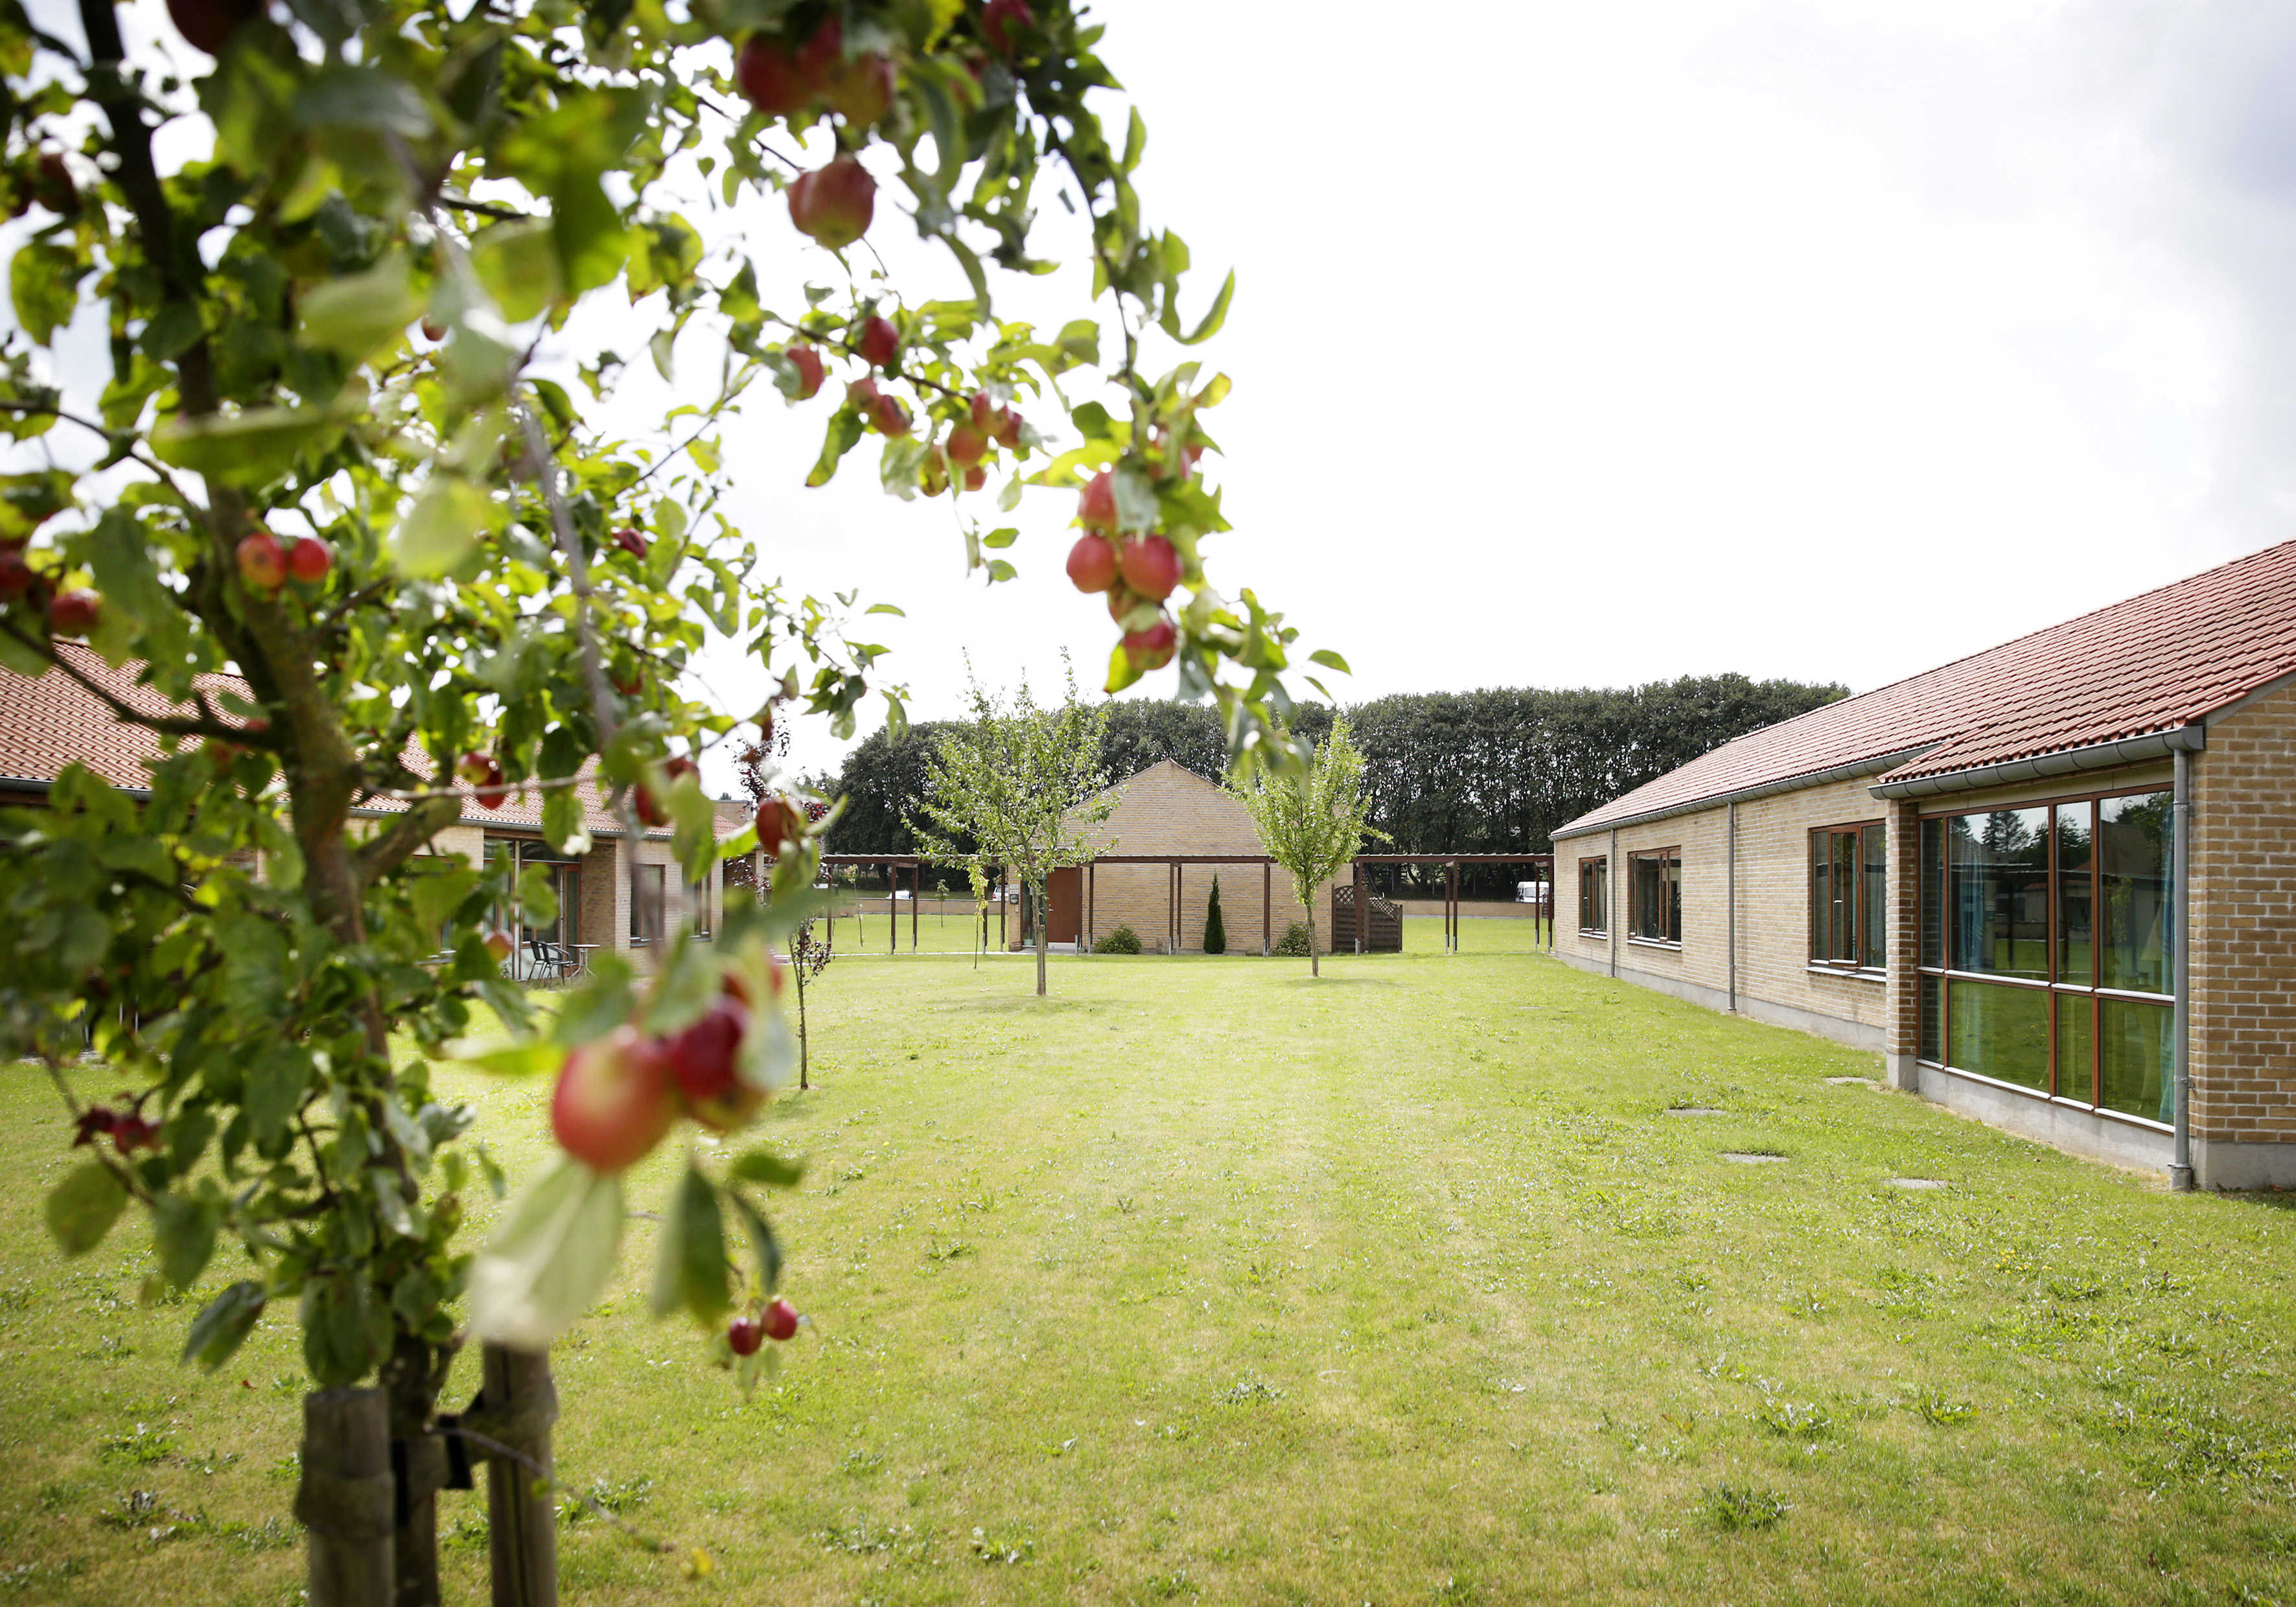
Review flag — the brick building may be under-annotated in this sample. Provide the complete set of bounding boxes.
[1551,540,2296,1189]
[0,643,741,975]
[1027,759,1333,955]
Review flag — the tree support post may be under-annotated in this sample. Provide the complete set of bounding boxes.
[469,1343,559,1607]
[297,1387,396,1607]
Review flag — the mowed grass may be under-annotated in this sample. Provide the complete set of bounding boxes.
[6,945,2296,1603]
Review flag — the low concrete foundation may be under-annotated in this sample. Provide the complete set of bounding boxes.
[2190,1138,2296,1191]
[1553,948,1883,1052]
[1912,1064,2172,1173]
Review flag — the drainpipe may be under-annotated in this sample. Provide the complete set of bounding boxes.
[2170,745,2195,1192]
[1727,800,1737,1013]
[1608,826,1618,978]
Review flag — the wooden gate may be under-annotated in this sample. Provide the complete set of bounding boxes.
[1046,867,1082,945]
[1332,886,1402,952]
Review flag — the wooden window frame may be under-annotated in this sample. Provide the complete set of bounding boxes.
[1625,847,1682,947]
[631,863,666,945]
[1577,855,1608,936]
[1913,784,2175,1128]
[1808,819,1885,972]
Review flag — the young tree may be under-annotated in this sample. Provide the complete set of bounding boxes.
[0,1,1334,1597]
[911,660,1113,996]
[1236,718,1384,977]
[1203,874,1225,954]
[788,918,833,1091]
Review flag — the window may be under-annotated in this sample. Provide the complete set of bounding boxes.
[690,877,712,938]
[1577,856,1608,934]
[1917,788,2173,1126]
[1627,848,1681,945]
[632,864,665,945]
[1809,822,1886,969]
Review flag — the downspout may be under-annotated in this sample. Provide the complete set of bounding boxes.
[2171,745,2195,1192]
[1608,826,1618,979]
[1727,800,1737,1013]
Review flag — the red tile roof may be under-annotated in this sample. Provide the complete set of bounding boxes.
[0,643,662,838]
[1557,538,2296,837]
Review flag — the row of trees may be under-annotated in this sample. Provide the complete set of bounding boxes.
[822,674,1848,884]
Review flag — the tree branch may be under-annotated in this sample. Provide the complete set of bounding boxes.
[353,794,461,890]
[0,619,253,742]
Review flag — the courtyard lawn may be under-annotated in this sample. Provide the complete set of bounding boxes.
[6,950,2296,1604]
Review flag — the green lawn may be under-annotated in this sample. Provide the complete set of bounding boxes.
[6,947,2296,1604]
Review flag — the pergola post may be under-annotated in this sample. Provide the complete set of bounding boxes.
[1087,861,1096,952]
[1262,860,1271,957]
[1352,859,1364,954]
[910,862,918,953]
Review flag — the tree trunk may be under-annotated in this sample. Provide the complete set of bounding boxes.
[794,964,809,1091]
[382,1335,448,1607]
[1035,916,1048,995]
[1308,901,1320,978]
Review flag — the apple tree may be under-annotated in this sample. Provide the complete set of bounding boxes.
[1236,717,1383,977]
[0,0,1332,1597]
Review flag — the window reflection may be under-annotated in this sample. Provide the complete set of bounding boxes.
[2099,792,2172,995]
[2055,803,2092,986]
[1948,808,2050,978]
[1948,977,2048,1091]
[2100,995,2170,1122]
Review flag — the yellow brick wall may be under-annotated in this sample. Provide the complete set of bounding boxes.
[1074,761,1332,954]
[2191,677,2296,1143]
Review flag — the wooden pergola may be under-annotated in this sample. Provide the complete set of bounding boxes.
[1347,853,1556,954]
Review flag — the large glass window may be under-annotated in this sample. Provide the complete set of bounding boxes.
[2098,792,2172,995]
[1919,789,2175,1127]
[1578,856,1608,935]
[1628,849,1681,944]
[1811,821,1885,969]
[632,864,665,945]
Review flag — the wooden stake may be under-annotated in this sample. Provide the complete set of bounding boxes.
[476,1345,559,1607]
[297,1387,395,1607]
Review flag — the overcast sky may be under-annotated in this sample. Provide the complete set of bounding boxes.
[14,0,2296,797]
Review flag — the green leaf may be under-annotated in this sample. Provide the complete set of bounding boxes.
[43,1161,125,1257]
[151,408,340,487]
[412,865,480,936]
[805,410,865,488]
[1105,639,1146,695]
[302,1271,392,1387]
[466,1155,626,1348]
[553,956,635,1046]
[391,474,496,579]
[864,602,906,616]
[651,1164,731,1325]
[1167,268,1235,347]
[298,250,421,360]
[181,1280,266,1372]
[368,1170,418,1239]
[10,242,86,344]
[726,1149,805,1189]
[641,934,719,1037]
[471,221,565,323]
[981,527,1019,549]
[152,1192,220,1289]
[446,1037,567,1078]
[244,1046,309,1150]
[1307,649,1352,675]
[726,1189,783,1297]
[542,785,592,856]
[0,470,71,542]
[1111,463,1159,533]
[294,64,433,137]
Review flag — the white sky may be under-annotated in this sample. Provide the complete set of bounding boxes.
[13,0,2296,797]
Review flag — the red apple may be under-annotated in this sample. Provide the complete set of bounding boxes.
[665,995,760,1130]
[946,424,987,465]
[736,33,809,117]
[550,1026,678,1173]
[1118,533,1180,601]
[32,152,76,216]
[48,588,99,636]
[964,465,987,492]
[1106,584,1143,624]
[483,931,515,964]
[920,447,949,498]
[761,1297,799,1341]
[421,318,446,342]
[110,1114,159,1154]
[1066,533,1117,594]
[719,952,787,1007]
[845,375,881,411]
[969,391,995,431]
[236,529,284,594]
[286,535,332,585]
[1076,469,1117,532]
[459,752,507,810]
[167,0,261,56]
[0,550,32,603]
[785,344,824,399]
[755,794,806,854]
[1124,617,1178,671]
[728,1315,764,1356]
[612,526,647,561]
[793,13,843,80]
[870,393,910,437]
[982,0,1035,58]
[788,156,875,249]
[993,408,1023,449]
[638,755,697,829]
[856,314,899,369]
[824,52,896,126]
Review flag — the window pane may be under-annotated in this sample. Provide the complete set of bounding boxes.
[1665,855,1681,943]
[2098,792,2173,995]
[2055,991,2093,1104]
[1919,973,1941,1062]
[1947,977,2048,1091]
[1861,823,1886,969]
[1630,855,1660,940]
[1947,809,2050,978]
[1832,831,1858,962]
[2100,997,2172,1123]
[1919,816,1943,969]
[2055,803,2093,986]
[1810,831,1831,960]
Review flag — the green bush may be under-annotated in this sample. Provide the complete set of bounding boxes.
[1093,926,1144,955]
[1273,921,1313,958]
[1203,876,1226,954]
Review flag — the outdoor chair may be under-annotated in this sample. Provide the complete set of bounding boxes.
[524,937,582,986]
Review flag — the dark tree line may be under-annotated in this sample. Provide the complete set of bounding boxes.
[818,674,1846,894]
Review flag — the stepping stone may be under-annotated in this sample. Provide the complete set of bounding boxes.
[1885,1177,1949,1190]
[1664,1107,1726,1117]
[1826,1076,1876,1087]
[1720,1152,1785,1164]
